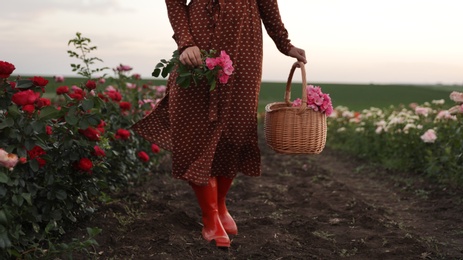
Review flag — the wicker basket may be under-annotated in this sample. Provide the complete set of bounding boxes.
[264,62,327,154]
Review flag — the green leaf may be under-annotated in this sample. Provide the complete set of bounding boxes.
[65,114,78,126]
[78,119,89,129]
[21,193,32,205]
[66,213,77,222]
[12,194,23,207]
[0,210,7,224]
[7,105,21,118]
[24,124,33,135]
[55,190,67,200]
[0,173,8,184]
[87,116,100,126]
[16,147,26,158]
[32,222,40,233]
[82,99,94,111]
[46,172,54,185]
[45,220,57,233]
[0,225,12,249]
[30,159,39,172]
[209,80,217,91]
[164,62,175,74]
[39,106,61,121]
[15,79,34,89]
[31,121,46,133]
[177,76,191,89]
[24,139,36,150]
[87,227,102,237]
[161,67,172,78]
[152,68,161,77]
[0,117,14,130]
[94,96,106,109]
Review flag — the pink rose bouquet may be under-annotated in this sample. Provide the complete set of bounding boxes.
[153,49,234,91]
[292,85,333,116]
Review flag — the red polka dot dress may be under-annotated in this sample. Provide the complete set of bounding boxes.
[132,0,293,186]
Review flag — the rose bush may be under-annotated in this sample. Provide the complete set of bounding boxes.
[0,33,166,258]
[327,96,463,186]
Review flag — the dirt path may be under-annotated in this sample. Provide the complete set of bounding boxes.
[69,128,463,259]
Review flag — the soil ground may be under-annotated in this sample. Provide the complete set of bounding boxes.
[68,127,463,259]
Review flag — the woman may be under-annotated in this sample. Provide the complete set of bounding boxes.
[132,0,306,248]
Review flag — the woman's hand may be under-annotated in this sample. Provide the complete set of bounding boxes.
[179,46,203,67]
[288,47,307,64]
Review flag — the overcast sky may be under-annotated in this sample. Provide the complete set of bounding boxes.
[1,0,462,84]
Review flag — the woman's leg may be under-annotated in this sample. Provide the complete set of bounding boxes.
[190,177,230,247]
[216,176,238,235]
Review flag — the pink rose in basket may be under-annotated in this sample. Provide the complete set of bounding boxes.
[292,85,333,116]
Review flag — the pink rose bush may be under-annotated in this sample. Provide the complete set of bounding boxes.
[292,85,333,116]
[327,95,463,186]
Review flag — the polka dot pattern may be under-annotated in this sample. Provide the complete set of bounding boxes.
[132,0,293,185]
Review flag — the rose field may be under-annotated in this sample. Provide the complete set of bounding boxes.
[1,33,463,259]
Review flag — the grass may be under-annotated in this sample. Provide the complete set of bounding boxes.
[259,81,462,112]
[16,75,462,112]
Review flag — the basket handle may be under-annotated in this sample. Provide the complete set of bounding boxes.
[284,61,307,110]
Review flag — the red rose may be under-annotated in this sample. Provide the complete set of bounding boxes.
[151,144,160,154]
[27,146,46,159]
[93,146,106,157]
[115,129,130,140]
[11,90,40,106]
[85,80,97,90]
[69,88,85,100]
[97,93,109,102]
[27,146,46,168]
[22,104,35,114]
[36,98,51,108]
[78,127,101,141]
[0,61,15,78]
[30,76,49,87]
[36,158,46,168]
[69,92,83,100]
[137,151,149,162]
[97,120,106,134]
[105,90,122,102]
[19,157,27,164]
[119,101,132,111]
[76,158,93,172]
[56,86,69,95]
[10,82,16,89]
[46,125,53,135]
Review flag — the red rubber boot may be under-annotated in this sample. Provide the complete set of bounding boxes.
[217,176,238,235]
[190,177,231,248]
